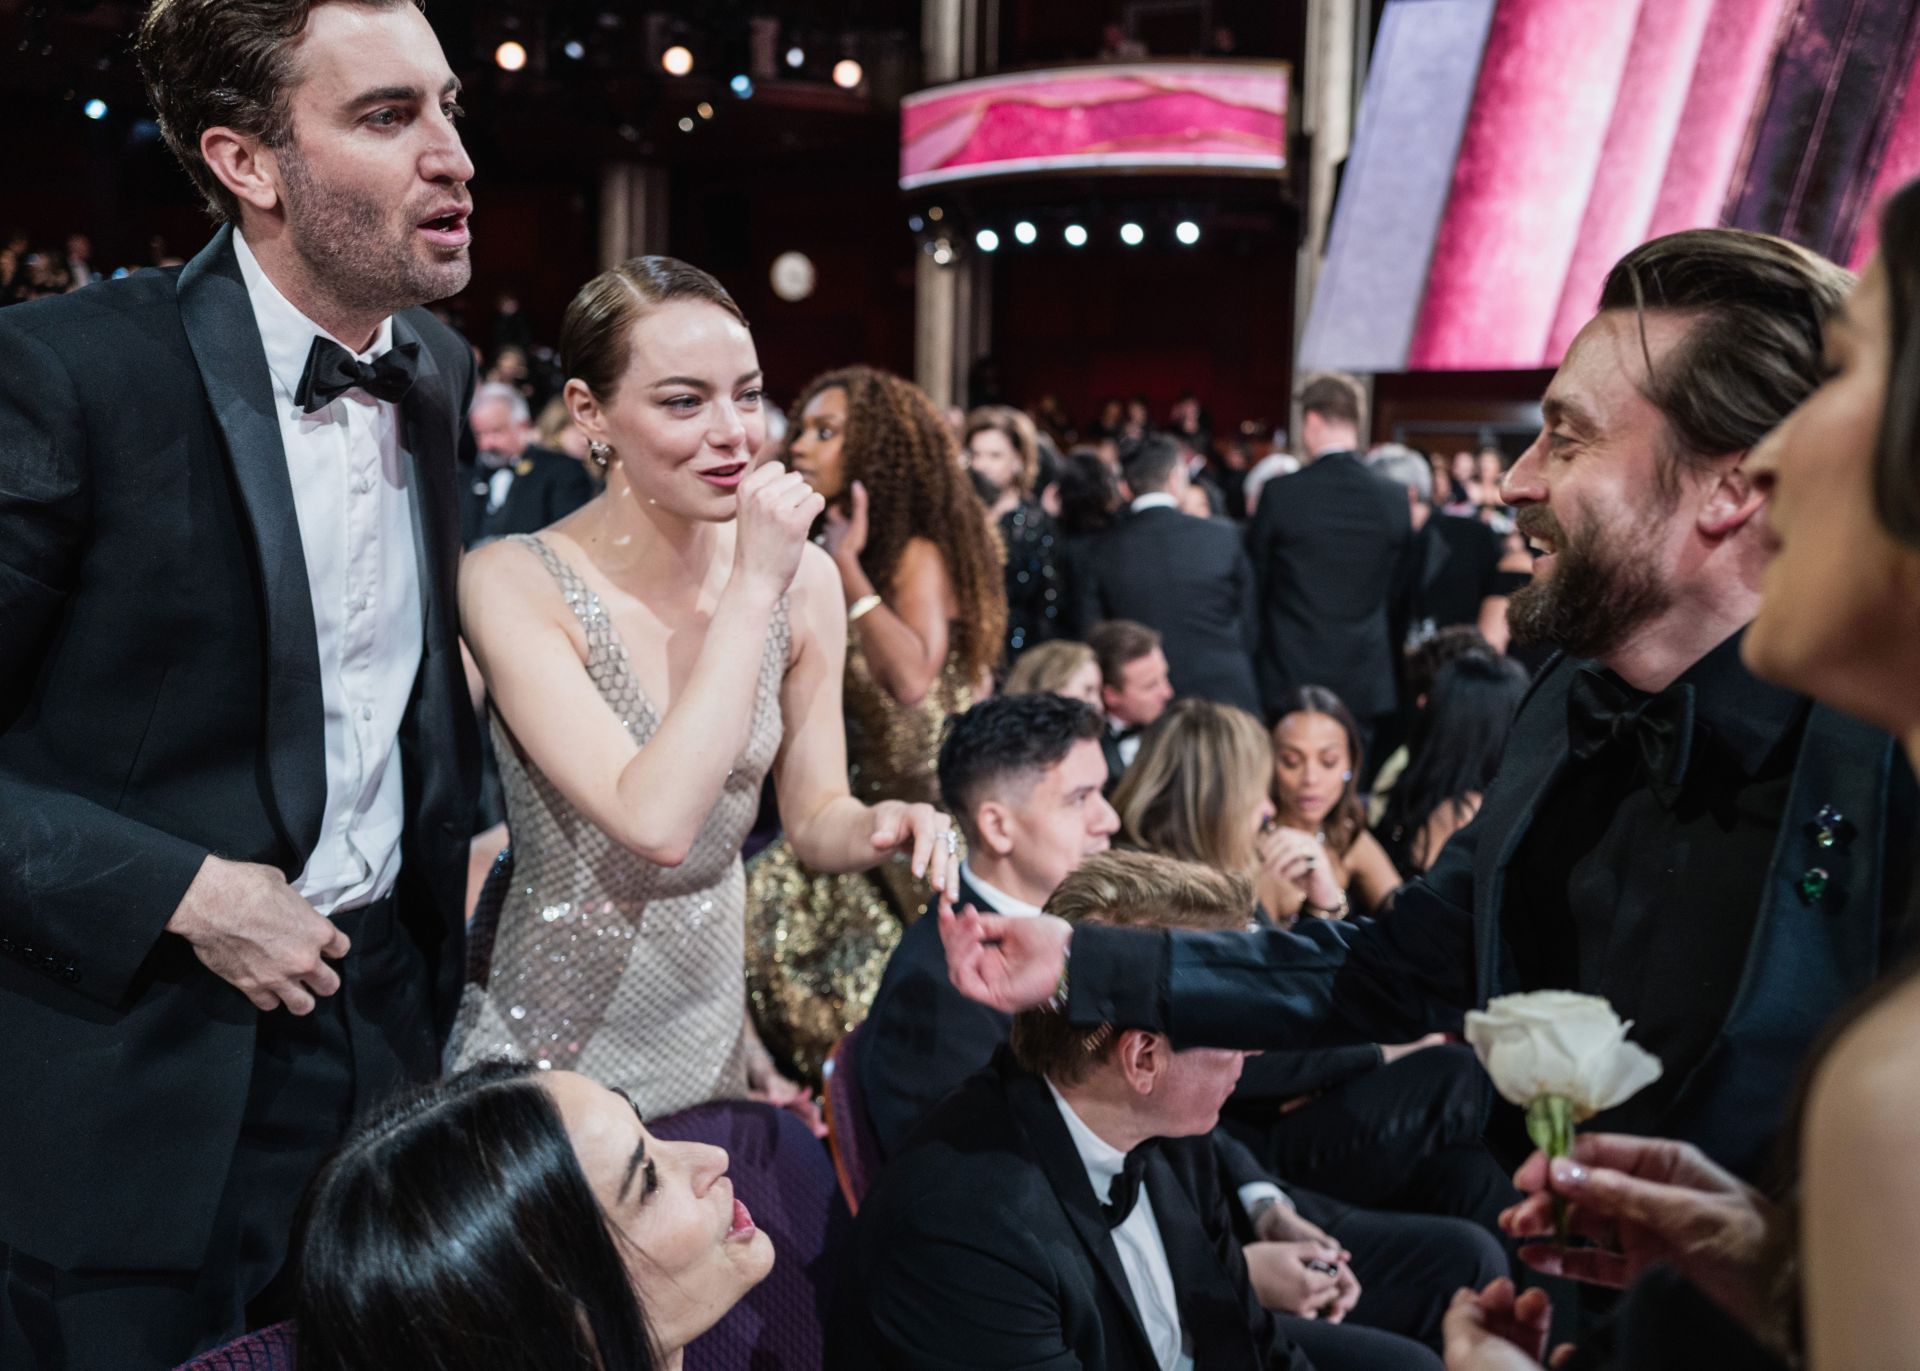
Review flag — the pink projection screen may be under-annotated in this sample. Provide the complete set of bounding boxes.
[899,63,1288,191]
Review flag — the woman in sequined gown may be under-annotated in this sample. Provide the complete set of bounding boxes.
[447,261,959,1126]
[746,366,1009,1082]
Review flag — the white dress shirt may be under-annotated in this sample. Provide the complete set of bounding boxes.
[1111,718,1145,769]
[1129,491,1180,514]
[233,230,422,916]
[1047,1080,1194,1371]
[958,860,1044,918]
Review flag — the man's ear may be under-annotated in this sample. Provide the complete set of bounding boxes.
[1699,453,1767,539]
[1100,683,1122,717]
[974,800,1016,859]
[200,126,284,216]
[1115,1029,1162,1095]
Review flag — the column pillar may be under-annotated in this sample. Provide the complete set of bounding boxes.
[915,0,979,409]
[598,163,670,270]
[1292,0,1363,434]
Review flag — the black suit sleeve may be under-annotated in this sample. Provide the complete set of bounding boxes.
[1234,541,1260,657]
[1064,817,1482,1048]
[0,318,209,1006]
[545,453,595,524]
[861,968,1010,1158]
[1235,1044,1386,1101]
[861,1193,1085,1370]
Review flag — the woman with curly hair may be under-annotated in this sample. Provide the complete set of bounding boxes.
[746,365,1007,1081]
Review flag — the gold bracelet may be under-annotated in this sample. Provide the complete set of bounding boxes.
[848,593,883,623]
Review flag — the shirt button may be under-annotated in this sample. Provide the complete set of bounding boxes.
[350,594,369,613]
[361,705,374,721]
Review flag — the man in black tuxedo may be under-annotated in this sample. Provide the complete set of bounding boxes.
[1247,373,1413,752]
[1074,434,1262,715]
[839,852,1457,1371]
[860,697,1503,1360]
[1086,618,1175,791]
[941,229,1912,1189]
[0,3,479,1366]
[459,380,596,548]
[1368,444,1513,654]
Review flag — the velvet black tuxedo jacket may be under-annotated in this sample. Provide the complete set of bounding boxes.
[0,228,479,1270]
[862,872,1368,1185]
[831,1052,1312,1371]
[1065,650,1909,1180]
[1246,452,1413,721]
[1071,504,1262,716]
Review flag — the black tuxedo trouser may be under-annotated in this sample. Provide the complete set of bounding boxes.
[1223,1045,1517,1235]
[1,899,436,1371]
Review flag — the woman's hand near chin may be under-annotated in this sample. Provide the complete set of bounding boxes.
[732,461,824,600]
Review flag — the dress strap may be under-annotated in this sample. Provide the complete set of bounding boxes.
[509,534,651,731]
[510,533,608,638]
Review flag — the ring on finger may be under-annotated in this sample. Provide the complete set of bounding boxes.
[943,827,959,856]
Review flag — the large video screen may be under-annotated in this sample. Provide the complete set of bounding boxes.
[900,62,1288,192]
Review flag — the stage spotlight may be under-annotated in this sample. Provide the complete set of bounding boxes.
[83,98,108,120]
[1063,223,1088,248]
[562,39,586,60]
[729,73,754,98]
[786,46,806,68]
[931,239,955,266]
[833,59,864,89]
[928,206,944,222]
[494,40,527,72]
[1013,220,1037,246]
[1119,222,1144,247]
[661,44,693,76]
[677,116,695,132]
[1176,220,1201,245]
[697,101,714,119]
[976,228,1000,253]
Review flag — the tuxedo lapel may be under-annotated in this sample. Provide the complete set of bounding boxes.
[175,226,326,862]
[390,310,456,644]
[1001,1067,1158,1366]
[1471,657,1576,1002]
[1143,1156,1260,1369]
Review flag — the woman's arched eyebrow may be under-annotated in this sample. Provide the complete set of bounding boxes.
[618,1090,649,1202]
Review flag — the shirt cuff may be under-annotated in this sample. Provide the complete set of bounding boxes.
[1238,1181,1293,1220]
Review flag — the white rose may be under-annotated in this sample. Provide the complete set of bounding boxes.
[1463,990,1663,1120]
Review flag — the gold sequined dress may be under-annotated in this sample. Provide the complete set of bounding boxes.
[447,534,789,1118]
[744,635,972,1083]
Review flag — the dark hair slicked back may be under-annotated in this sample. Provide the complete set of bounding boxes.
[1597,228,1853,494]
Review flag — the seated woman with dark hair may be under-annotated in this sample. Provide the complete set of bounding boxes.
[1269,685,1403,916]
[1374,651,1529,875]
[294,1060,772,1371]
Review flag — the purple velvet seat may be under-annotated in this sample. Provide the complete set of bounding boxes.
[822,1023,881,1213]
[651,1099,849,1371]
[172,1321,296,1371]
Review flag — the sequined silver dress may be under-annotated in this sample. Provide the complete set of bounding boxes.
[447,534,789,1118]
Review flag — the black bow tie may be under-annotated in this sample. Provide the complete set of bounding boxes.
[1102,1145,1154,1229]
[295,336,420,413]
[1112,723,1145,744]
[1567,667,1696,806]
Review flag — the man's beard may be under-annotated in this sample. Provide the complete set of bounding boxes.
[279,143,471,316]
[1507,503,1673,659]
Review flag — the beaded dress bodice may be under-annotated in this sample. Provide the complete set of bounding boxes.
[447,533,788,1117]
